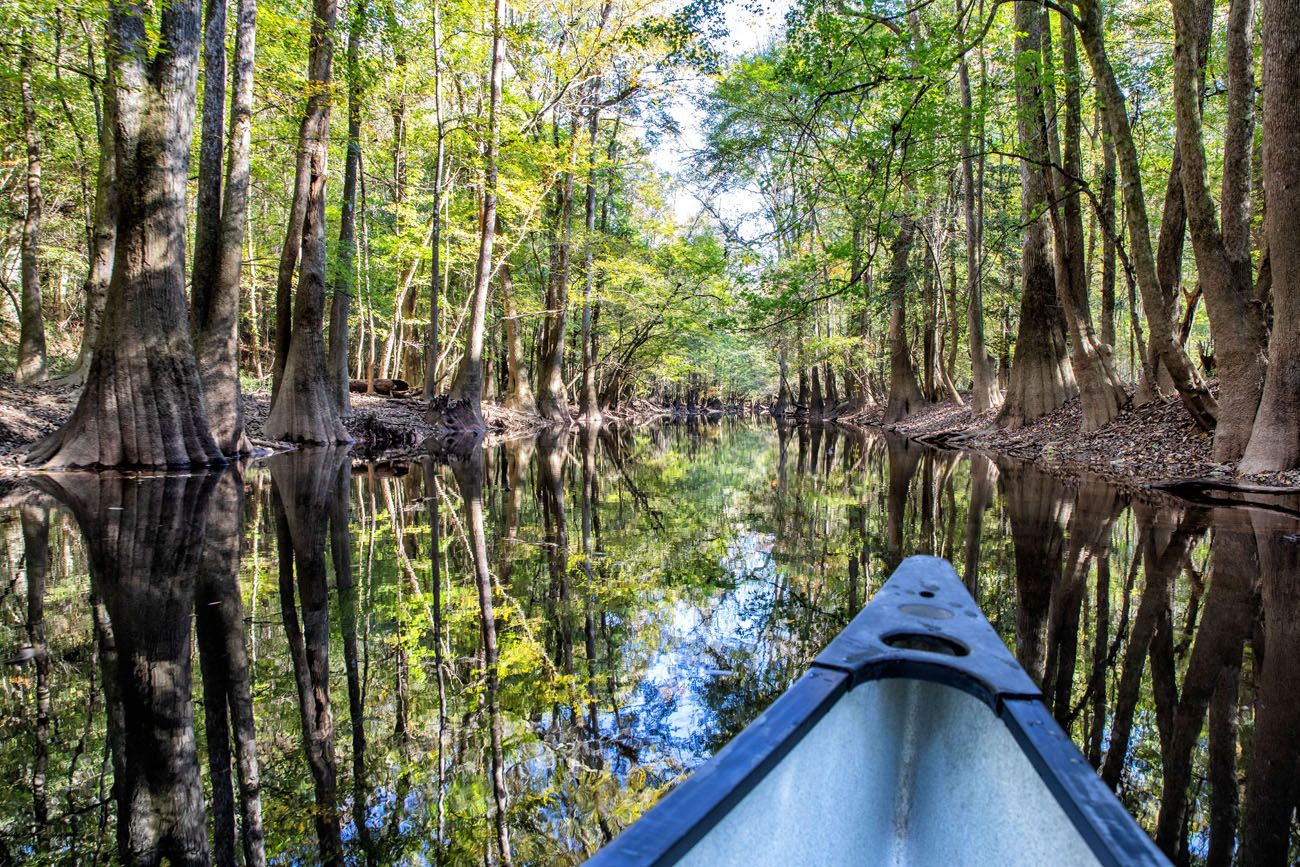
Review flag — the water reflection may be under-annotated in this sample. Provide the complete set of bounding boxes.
[0,421,1297,864]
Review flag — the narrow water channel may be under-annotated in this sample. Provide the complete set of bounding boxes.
[1,421,1296,864]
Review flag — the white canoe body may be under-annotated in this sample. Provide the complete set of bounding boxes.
[588,556,1168,867]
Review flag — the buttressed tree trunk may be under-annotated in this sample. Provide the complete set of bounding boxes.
[883,218,926,424]
[432,0,504,432]
[16,31,48,386]
[26,0,223,468]
[999,0,1075,430]
[1072,0,1218,432]
[1240,0,1300,471]
[193,0,257,455]
[265,0,351,444]
[1172,0,1267,461]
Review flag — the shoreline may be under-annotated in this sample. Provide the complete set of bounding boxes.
[5,376,1300,505]
[831,390,1300,502]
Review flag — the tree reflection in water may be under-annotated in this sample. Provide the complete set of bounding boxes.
[1,421,1297,864]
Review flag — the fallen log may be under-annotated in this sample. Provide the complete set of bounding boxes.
[349,378,410,397]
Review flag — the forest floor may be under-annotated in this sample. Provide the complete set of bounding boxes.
[846,383,1300,492]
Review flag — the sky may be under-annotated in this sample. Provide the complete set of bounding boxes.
[647,0,792,229]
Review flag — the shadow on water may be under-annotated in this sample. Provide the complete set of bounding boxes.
[0,419,1297,864]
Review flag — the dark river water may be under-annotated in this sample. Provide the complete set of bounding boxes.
[1,421,1297,865]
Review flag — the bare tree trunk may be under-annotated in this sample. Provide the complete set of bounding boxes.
[1240,0,1300,471]
[883,219,926,423]
[1043,14,1125,430]
[194,0,257,455]
[1073,0,1218,431]
[1172,0,1268,460]
[960,46,998,413]
[265,0,349,444]
[37,473,217,864]
[60,43,117,388]
[423,0,446,396]
[500,224,535,413]
[190,0,227,329]
[16,31,47,385]
[538,123,578,424]
[1237,511,1300,865]
[195,470,266,867]
[433,0,504,432]
[580,95,603,426]
[1099,124,1117,351]
[329,0,363,417]
[26,0,221,468]
[999,0,1075,430]
[774,347,792,418]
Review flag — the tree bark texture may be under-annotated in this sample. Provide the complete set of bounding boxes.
[1240,0,1300,471]
[26,0,222,468]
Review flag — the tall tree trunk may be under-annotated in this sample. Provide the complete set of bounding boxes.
[194,0,257,455]
[1073,0,1218,431]
[16,31,47,385]
[1099,123,1117,351]
[538,123,578,423]
[26,0,222,468]
[61,51,117,388]
[433,0,504,431]
[423,0,446,395]
[190,0,227,328]
[265,0,349,444]
[1043,14,1125,430]
[960,45,998,413]
[883,219,926,423]
[329,0,363,416]
[580,94,603,426]
[1240,0,1300,471]
[1172,0,1268,461]
[500,222,535,413]
[999,0,1075,429]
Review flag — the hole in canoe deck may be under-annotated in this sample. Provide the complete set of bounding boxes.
[883,632,970,657]
[919,590,935,598]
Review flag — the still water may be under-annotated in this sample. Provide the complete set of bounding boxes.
[1,421,1297,865]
